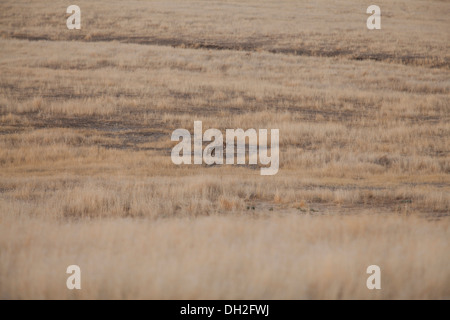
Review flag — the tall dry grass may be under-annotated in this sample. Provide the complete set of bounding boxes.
[0,0,449,299]
[1,0,448,68]
[1,214,449,299]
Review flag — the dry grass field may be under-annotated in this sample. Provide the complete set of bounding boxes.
[0,0,449,299]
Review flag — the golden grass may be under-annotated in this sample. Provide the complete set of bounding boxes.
[1,214,449,299]
[0,0,449,299]
[1,0,448,68]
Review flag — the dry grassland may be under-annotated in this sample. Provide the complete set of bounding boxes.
[0,0,449,299]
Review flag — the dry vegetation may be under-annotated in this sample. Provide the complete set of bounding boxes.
[2,214,449,300]
[0,0,449,299]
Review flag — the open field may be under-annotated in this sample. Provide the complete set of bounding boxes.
[2,215,449,299]
[0,0,449,299]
